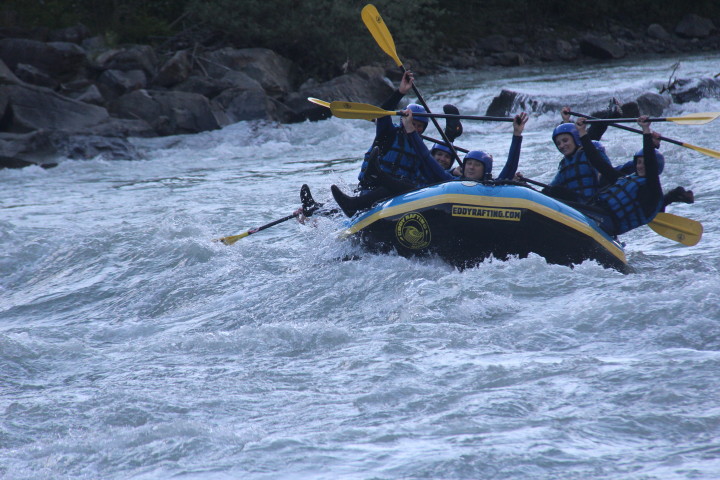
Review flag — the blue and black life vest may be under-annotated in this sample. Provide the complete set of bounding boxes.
[551,149,604,202]
[358,127,428,188]
[598,175,663,235]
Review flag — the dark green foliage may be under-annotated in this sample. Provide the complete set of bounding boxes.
[2,0,720,79]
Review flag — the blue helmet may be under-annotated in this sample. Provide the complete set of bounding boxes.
[431,143,452,155]
[552,123,581,149]
[463,150,493,178]
[633,148,665,175]
[406,103,429,126]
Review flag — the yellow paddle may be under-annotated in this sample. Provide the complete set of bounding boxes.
[360,4,462,165]
[584,112,719,125]
[647,212,703,246]
[329,100,514,122]
[570,111,720,160]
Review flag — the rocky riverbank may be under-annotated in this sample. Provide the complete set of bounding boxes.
[1,13,719,168]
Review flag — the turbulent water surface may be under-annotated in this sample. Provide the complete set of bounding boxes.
[2,54,720,479]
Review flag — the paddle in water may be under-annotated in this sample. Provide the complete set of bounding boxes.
[214,185,320,245]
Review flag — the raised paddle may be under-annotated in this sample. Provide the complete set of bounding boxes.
[329,101,514,122]
[569,110,720,159]
[214,185,319,246]
[583,112,719,125]
[361,4,462,165]
[515,175,702,246]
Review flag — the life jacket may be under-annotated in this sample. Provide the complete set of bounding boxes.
[598,175,663,235]
[551,149,603,202]
[358,126,428,188]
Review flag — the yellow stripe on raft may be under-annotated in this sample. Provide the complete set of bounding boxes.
[339,193,628,265]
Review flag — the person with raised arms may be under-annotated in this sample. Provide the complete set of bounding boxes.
[542,121,612,203]
[575,116,665,237]
[331,110,528,217]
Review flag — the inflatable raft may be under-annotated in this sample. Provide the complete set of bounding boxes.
[338,180,632,273]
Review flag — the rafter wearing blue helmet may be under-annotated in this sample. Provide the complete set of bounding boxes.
[574,116,665,236]
[546,122,612,203]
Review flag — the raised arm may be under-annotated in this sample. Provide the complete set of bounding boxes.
[576,117,618,182]
[497,112,528,180]
[402,111,455,183]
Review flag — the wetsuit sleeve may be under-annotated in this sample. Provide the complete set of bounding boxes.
[581,135,618,182]
[407,131,455,182]
[497,135,522,180]
[641,132,663,202]
[380,89,405,110]
[374,90,406,142]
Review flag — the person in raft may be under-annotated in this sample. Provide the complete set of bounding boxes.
[331,110,528,217]
[576,116,665,237]
[541,120,613,203]
[561,105,694,210]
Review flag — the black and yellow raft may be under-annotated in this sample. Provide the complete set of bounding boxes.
[338,180,631,273]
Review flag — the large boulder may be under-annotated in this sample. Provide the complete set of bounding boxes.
[282,66,394,122]
[579,35,626,59]
[201,47,295,97]
[153,50,192,87]
[636,92,670,116]
[93,45,158,77]
[0,38,87,81]
[1,83,110,133]
[675,14,715,38]
[485,89,561,117]
[667,78,720,103]
[0,58,22,84]
[109,89,221,136]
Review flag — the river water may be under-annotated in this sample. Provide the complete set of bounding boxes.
[2,53,720,479]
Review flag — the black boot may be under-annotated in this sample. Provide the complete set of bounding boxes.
[443,104,463,141]
[331,185,391,218]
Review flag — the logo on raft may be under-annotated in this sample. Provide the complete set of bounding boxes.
[395,212,431,250]
[451,205,522,221]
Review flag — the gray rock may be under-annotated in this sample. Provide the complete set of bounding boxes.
[579,35,626,59]
[0,38,87,80]
[647,24,672,41]
[1,83,110,133]
[201,47,295,97]
[0,59,23,85]
[667,77,720,103]
[636,92,670,116]
[14,63,58,88]
[109,89,220,135]
[675,14,715,38]
[97,69,147,99]
[153,50,192,87]
[94,45,158,76]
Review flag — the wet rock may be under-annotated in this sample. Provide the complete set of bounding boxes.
[667,78,720,103]
[94,45,158,77]
[485,89,560,116]
[636,92,670,116]
[0,58,22,84]
[579,35,626,59]
[96,69,147,99]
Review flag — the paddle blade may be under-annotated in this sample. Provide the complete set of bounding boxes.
[361,4,402,67]
[681,142,720,159]
[648,212,703,246]
[666,112,719,125]
[307,97,330,108]
[213,231,250,246]
[329,101,396,120]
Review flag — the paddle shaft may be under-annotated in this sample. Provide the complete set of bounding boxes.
[400,111,514,121]
[570,111,696,148]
